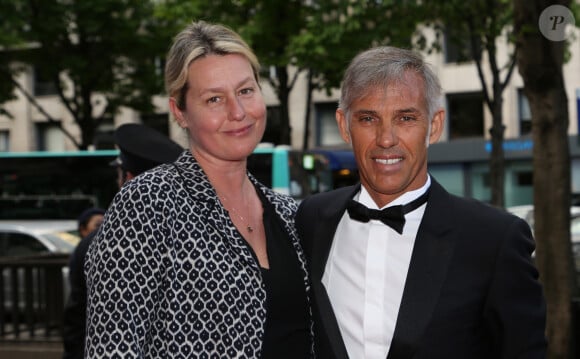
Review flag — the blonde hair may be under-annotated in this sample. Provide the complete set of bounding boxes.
[165,20,260,110]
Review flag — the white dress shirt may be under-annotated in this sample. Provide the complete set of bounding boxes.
[321,177,431,359]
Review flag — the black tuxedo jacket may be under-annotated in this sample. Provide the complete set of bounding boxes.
[296,179,547,359]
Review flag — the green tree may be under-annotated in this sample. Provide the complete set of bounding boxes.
[0,1,27,118]
[0,0,168,149]
[514,1,577,357]
[424,0,518,208]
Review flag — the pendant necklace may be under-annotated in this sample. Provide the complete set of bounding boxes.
[220,195,254,233]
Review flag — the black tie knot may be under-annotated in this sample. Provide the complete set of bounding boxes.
[346,189,430,234]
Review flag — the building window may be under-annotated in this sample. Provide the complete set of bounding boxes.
[33,67,58,97]
[516,171,533,186]
[315,102,342,146]
[518,89,532,136]
[0,130,9,151]
[444,28,477,64]
[36,122,64,151]
[446,92,484,139]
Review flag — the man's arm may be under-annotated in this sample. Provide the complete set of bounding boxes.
[484,216,547,358]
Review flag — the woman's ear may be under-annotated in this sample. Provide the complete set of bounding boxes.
[169,97,187,128]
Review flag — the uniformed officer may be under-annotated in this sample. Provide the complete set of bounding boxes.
[111,123,184,188]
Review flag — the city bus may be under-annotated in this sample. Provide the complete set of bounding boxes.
[0,145,353,220]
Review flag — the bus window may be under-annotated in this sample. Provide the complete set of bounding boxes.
[0,151,119,219]
[247,146,334,201]
[308,148,359,189]
[0,146,354,219]
[289,152,333,199]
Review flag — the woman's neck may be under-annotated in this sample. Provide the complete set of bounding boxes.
[191,149,249,196]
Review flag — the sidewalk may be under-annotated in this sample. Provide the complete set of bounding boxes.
[0,341,63,359]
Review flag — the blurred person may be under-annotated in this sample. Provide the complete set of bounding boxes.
[62,123,183,359]
[296,46,547,358]
[76,207,105,239]
[85,20,313,358]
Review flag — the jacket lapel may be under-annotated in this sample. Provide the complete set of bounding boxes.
[387,180,456,359]
[171,152,260,272]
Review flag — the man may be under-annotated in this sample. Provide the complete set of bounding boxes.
[295,46,547,359]
[76,207,105,239]
[62,123,183,359]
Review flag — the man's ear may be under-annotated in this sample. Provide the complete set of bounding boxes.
[336,108,351,144]
[428,109,445,145]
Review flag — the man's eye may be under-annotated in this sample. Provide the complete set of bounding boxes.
[207,96,220,104]
[359,116,374,123]
[401,116,415,122]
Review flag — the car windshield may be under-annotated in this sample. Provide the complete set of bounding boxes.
[42,231,78,253]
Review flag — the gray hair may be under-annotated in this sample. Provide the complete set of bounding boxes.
[339,46,442,120]
[165,20,260,110]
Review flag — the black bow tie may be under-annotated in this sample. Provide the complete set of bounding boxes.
[346,189,430,234]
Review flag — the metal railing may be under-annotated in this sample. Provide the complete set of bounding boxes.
[0,254,69,342]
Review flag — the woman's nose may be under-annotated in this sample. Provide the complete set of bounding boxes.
[229,97,245,121]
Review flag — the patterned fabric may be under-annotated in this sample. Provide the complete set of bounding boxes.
[85,150,312,358]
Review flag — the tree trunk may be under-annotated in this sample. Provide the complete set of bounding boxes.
[276,65,292,145]
[489,96,506,207]
[514,1,576,357]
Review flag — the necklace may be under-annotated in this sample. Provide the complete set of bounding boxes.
[219,194,254,233]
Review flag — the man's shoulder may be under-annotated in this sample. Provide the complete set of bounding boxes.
[433,183,521,225]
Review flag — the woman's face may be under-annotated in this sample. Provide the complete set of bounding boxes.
[170,53,266,164]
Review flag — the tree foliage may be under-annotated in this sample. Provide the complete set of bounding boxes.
[0,0,168,149]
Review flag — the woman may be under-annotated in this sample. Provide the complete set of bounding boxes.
[85,21,312,358]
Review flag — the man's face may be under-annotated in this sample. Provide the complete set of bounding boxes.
[80,214,104,238]
[336,71,444,207]
[116,166,135,189]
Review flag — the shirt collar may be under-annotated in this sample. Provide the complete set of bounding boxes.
[357,175,431,210]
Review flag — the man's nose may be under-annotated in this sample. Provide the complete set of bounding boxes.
[377,120,397,147]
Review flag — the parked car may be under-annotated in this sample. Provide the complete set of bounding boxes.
[0,220,79,319]
[0,220,79,257]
